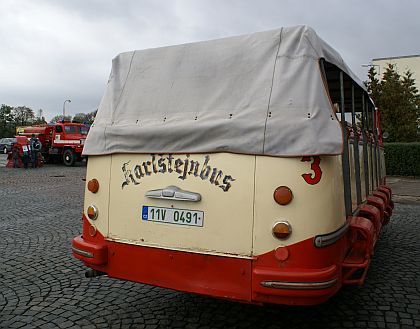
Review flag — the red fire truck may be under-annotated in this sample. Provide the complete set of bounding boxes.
[16,121,88,166]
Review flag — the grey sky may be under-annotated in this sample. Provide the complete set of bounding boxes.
[1,0,419,121]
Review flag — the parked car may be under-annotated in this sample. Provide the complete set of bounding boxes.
[0,138,17,154]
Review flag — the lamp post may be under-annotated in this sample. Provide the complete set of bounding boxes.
[63,99,71,119]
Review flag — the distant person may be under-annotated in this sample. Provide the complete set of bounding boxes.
[29,134,41,168]
[12,144,20,168]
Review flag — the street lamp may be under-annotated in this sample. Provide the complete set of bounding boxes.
[63,99,71,119]
[361,63,381,76]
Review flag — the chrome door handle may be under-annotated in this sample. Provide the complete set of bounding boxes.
[145,186,201,202]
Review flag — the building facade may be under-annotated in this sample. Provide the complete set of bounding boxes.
[372,55,420,90]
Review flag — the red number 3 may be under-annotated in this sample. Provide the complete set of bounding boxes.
[301,156,322,185]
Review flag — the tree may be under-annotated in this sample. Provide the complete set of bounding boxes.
[50,115,72,123]
[12,106,36,127]
[71,110,97,124]
[85,109,97,124]
[0,104,15,137]
[33,109,47,125]
[72,113,89,123]
[33,116,47,125]
[366,64,420,142]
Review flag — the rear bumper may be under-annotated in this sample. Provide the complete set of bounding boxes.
[73,235,253,302]
[72,235,108,265]
[253,263,339,305]
[72,182,394,306]
[72,232,342,306]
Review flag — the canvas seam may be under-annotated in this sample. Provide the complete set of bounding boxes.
[112,51,136,122]
[262,28,282,153]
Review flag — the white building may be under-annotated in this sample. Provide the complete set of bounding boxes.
[372,55,420,90]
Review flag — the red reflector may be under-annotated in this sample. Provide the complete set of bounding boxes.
[274,246,290,261]
[273,186,293,205]
[89,224,97,237]
[87,179,99,193]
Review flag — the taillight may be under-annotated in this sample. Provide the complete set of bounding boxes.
[87,179,99,193]
[87,205,98,220]
[272,221,292,239]
[273,186,293,205]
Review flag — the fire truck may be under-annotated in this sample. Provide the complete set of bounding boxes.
[16,121,88,166]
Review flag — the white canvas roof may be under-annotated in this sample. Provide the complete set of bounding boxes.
[84,25,365,156]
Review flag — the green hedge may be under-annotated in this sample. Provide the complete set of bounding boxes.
[384,143,420,177]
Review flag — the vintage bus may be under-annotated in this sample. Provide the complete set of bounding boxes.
[72,26,393,305]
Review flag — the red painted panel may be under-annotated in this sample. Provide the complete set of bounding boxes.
[72,235,108,265]
[254,235,349,270]
[251,235,347,305]
[107,242,252,302]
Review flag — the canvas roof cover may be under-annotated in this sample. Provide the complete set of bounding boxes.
[84,25,365,157]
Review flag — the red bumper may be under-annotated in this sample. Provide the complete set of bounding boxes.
[72,235,108,265]
[72,184,392,306]
[72,231,343,306]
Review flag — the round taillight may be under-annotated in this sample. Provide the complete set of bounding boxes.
[87,179,99,193]
[273,186,293,205]
[87,205,98,220]
[272,221,292,239]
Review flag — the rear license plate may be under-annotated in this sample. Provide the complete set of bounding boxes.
[142,206,204,227]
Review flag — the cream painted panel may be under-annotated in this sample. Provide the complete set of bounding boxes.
[84,155,112,236]
[367,145,373,193]
[380,148,386,179]
[253,155,346,256]
[372,146,378,190]
[108,153,255,257]
[359,143,367,202]
[349,141,357,211]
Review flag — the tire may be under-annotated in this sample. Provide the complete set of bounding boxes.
[2,146,7,154]
[63,149,76,166]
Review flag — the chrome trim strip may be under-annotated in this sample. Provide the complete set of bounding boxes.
[314,222,349,248]
[261,278,337,290]
[146,185,201,202]
[72,246,94,258]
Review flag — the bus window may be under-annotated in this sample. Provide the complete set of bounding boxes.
[321,60,375,210]
[322,61,355,125]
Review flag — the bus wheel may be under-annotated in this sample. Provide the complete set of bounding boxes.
[63,149,76,166]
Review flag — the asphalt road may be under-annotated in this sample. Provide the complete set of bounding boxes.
[0,154,419,329]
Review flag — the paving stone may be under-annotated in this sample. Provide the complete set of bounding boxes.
[0,161,419,328]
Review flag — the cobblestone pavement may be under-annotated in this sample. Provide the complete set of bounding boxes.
[0,156,419,328]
